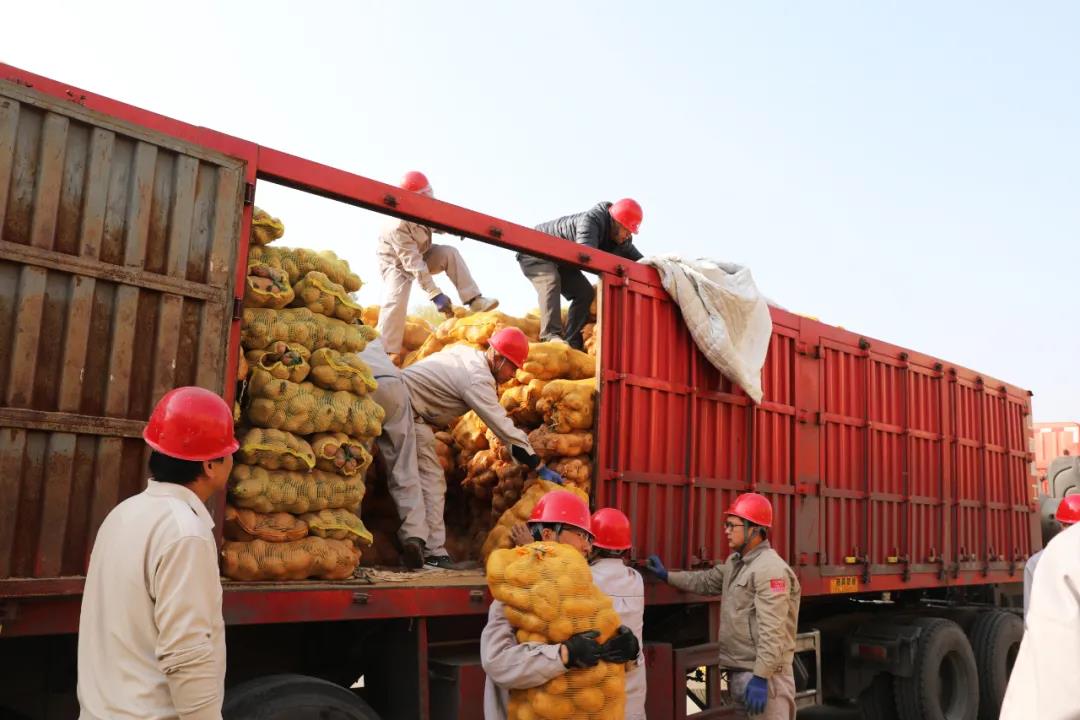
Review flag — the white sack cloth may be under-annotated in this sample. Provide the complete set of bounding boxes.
[642,255,772,403]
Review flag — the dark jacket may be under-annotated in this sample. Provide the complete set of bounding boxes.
[532,201,643,262]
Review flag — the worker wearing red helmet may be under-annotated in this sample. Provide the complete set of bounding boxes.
[590,508,647,720]
[78,387,238,720]
[402,328,563,568]
[376,170,498,357]
[1023,493,1080,617]
[646,492,801,719]
[519,198,644,350]
[482,492,633,720]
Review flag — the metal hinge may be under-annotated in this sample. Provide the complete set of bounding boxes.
[232,297,244,321]
[243,182,256,206]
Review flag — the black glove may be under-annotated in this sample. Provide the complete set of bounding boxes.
[600,626,641,663]
[563,630,602,668]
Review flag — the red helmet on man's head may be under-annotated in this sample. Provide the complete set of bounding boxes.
[1056,494,1080,526]
[726,492,773,528]
[489,327,530,368]
[591,508,632,551]
[609,198,642,234]
[143,386,239,462]
[400,170,433,196]
[529,491,592,536]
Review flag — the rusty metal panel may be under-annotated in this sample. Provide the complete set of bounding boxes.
[0,79,244,582]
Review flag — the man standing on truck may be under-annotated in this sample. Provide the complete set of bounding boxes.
[1023,493,1080,618]
[377,170,498,358]
[402,327,564,568]
[645,493,801,720]
[78,387,238,720]
[481,492,641,720]
[518,198,644,349]
[360,336,429,570]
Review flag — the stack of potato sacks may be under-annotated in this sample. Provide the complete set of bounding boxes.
[221,207,384,581]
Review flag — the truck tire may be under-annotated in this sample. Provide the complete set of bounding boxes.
[893,618,978,720]
[969,610,1023,720]
[223,674,381,720]
[858,672,899,720]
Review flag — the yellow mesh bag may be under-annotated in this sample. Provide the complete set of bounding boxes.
[450,411,489,456]
[224,505,309,543]
[250,207,285,247]
[248,245,362,292]
[308,347,377,395]
[435,311,541,346]
[486,542,626,719]
[301,508,374,547]
[536,379,597,433]
[462,449,500,500]
[245,341,312,383]
[310,432,373,478]
[402,316,435,352]
[582,322,598,357]
[361,306,381,327]
[482,480,588,560]
[401,333,448,368]
[221,537,360,581]
[527,426,594,460]
[237,352,250,382]
[236,428,316,471]
[490,462,529,520]
[291,271,364,323]
[229,464,365,513]
[549,457,592,492]
[242,308,375,354]
[434,431,456,476]
[516,342,596,383]
[246,368,385,439]
[499,379,549,428]
[244,264,294,309]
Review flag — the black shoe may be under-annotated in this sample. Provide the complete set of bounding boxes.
[402,537,425,570]
[424,555,455,570]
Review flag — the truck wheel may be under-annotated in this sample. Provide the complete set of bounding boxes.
[893,618,978,720]
[858,673,899,720]
[223,674,381,720]
[969,610,1023,720]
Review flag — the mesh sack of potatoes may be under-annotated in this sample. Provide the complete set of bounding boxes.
[308,347,377,395]
[221,537,360,581]
[310,432,373,478]
[582,323,598,358]
[300,508,374,547]
[434,431,457,476]
[486,541,626,719]
[244,264,294,309]
[499,379,549,428]
[536,379,597,433]
[248,245,362,292]
[401,333,448,368]
[224,505,309,543]
[229,465,365,514]
[516,342,596,383]
[450,411,490,456]
[527,426,594,460]
[246,369,385,439]
[462,449,500,500]
[364,306,436,352]
[490,462,529,521]
[250,207,285,247]
[242,308,375,354]
[236,427,316,472]
[245,342,312,383]
[482,480,588,560]
[435,311,541,346]
[290,271,364,323]
[237,353,250,382]
[549,457,592,493]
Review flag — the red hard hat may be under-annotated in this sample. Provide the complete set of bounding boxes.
[1056,495,1080,526]
[400,170,433,196]
[609,198,642,234]
[489,327,530,368]
[529,491,592,535]
[143,386,239,462]
[726,492,773,528]
[591,508,632,551]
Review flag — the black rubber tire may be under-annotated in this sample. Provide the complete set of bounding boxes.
[858,672,899,720]
[893,617,979,720]
[968,610,1023,720]
[223,674,381,720]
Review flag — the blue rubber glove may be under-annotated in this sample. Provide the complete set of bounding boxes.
[645,554,668,581]
[432,293,453,317]
[537,466,563,485]
[744,675,768,715]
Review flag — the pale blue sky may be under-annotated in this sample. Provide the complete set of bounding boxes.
[7,1,1078,419]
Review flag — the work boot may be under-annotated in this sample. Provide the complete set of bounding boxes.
[424,555,456,570]
[402,537,425,570]
[467,296,499,313]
